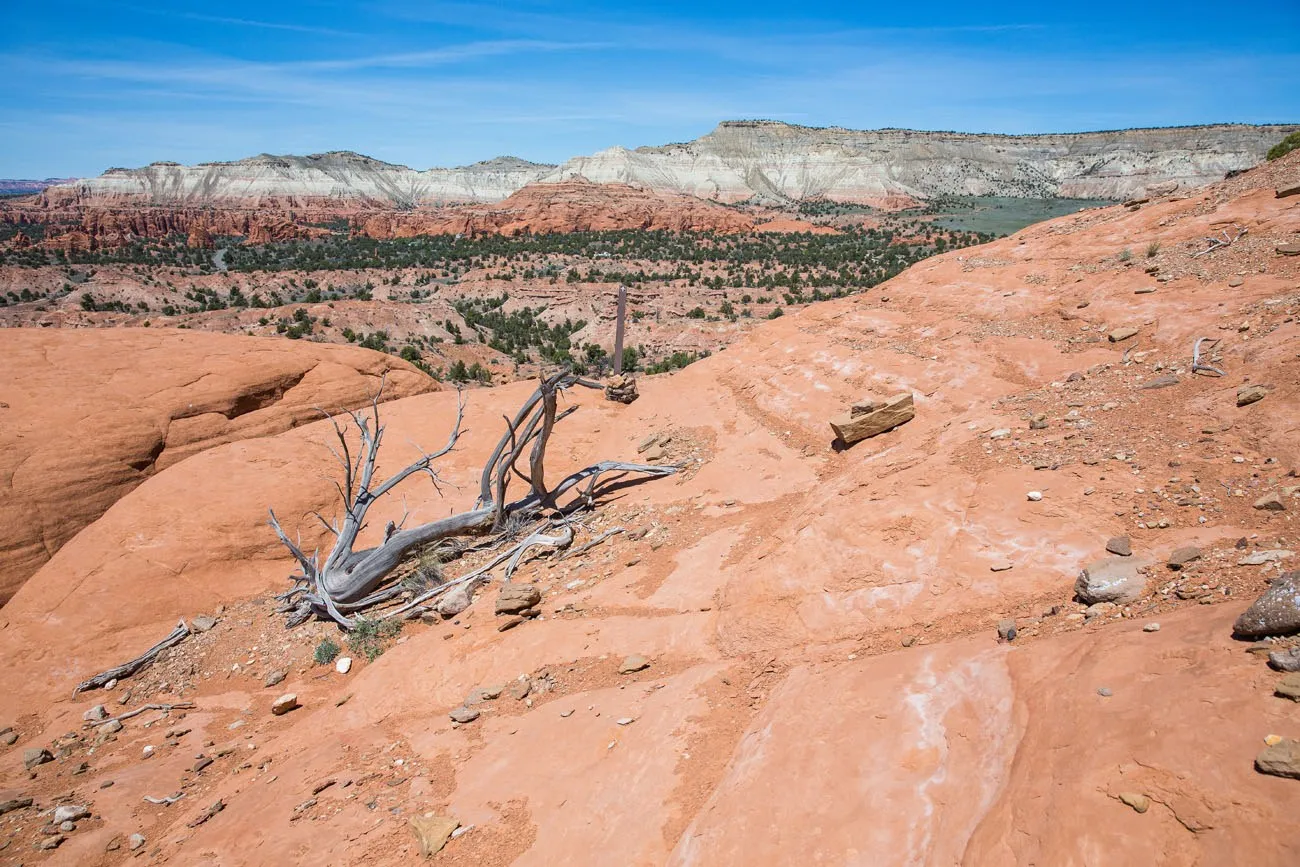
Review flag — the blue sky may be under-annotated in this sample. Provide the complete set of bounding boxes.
[2,1,1297,177]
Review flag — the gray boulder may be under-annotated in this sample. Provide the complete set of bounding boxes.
[1234,571,1300,638]
[1075,558,1149,605]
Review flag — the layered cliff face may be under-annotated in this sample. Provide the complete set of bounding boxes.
[31,121,1299,211]
[548,121,1300,203]
[44,152,556,207]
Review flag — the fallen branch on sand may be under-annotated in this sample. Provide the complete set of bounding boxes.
[1191,336,1226,377]
[74,620,191,695]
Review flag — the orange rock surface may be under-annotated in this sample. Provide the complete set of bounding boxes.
[0,328,436,603]
[0,156,1297,864]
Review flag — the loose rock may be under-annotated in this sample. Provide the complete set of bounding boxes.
[271,694,300,716]
[410,814,459,857]
[1118,792,1150,813]
[128,833,146,851]
[1237,385,1268,407]
[1108,327,1139,342]
[1268,647,1300,672]
[1274,673,1300,701]
[1254,492,1286,511]
[618,654,651,674]
[1167,547,1202,570]
[830,392,915,445]
[335,657,353,674]
[437,585,473,619]
[264,669,287,688]
[1255,738,1300,779]
[1076,558,1149,604]
[1238,550,1294,566]
[1233,571,1300,638]
[53,805,89,823]
[448,706,479,724]
[191,615,217,633]
[997,619,1017,641]
[1027,491,1043,502]
[1143,623,1161,633]
[1106,536,1132,557]
[23,747,53,770]
[495,584,542,615]
[83,705,108,722]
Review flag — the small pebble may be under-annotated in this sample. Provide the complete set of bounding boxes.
[1027,491,1043,502]
[1097,687,1113,697]
[1143,623,1161,632]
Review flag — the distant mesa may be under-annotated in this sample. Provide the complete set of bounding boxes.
[26,120,1300,209]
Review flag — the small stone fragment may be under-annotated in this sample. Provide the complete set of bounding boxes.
[410,814,460,858]
[59,820,76,832]
[1268,647,1300,672]
[128,833,146,851]
[997,619,1017,641]
[83,705,108,722]
[53,805,89,823]
[1108,327,1139,342]
[507,679,531,701]
[495,584,542,615]
[1140,373,1179,390]
[264,669,287,688]
[0,797,33,816]
[1118,792,1150,813]
[1027,491,1043,502]
[1254,492,1286,511]
[830,392,915,445]
[989,561,1014,572]
[1274,673,1300,702]
[1255,738,1300,779]
[335,657,353,674]
[465,685,503,705]
[618,654,651,674]
[1237,385,1268,407]
[191,615,218,633]
[437,585,473,619]
[23,747,53,770]
[99,719,123,735]
[1106,536,1132,557]
[271,694,300,716]
[449,706,479,724]
[1167,547,1202,570]
[40,835,64,850]
[1076,558,1149,605]
[1097,687,1113,697]
[497,616,524,632]
[1238,550,1294,566]
[1143,623,1161,633]
[616,718,635,726]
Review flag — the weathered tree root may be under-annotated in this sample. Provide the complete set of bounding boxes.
[1192,336,1226,376]
[270,371,678,629]
[74,620,191,694]
[1193,225,1246,257]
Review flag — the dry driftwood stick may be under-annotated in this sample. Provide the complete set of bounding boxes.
[143,793,185,806]
[561,527,625,560]
[1193,225,1247,257]
[83,702,196,728]
[74,620,191,694]
[1191,336,1226,376]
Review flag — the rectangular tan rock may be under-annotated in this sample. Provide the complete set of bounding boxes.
[831,392,915,445]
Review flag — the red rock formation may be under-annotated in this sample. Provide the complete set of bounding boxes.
[0,328,437,603]
[187,223,214,249]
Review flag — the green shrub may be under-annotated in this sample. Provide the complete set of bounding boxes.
[1145,241,1160,258]
[348,617,402,662]
[314,637,341,665]
[1267,131,1300,161]
[1117,248,1133,262]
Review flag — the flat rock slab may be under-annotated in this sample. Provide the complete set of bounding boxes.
[1276,243,1300,257]
[1076,558,1150,604]
[1239,550,1294,566]
[410,814,460,857]
[1274,673,1300,701]
[830,392,915,446]
[1234,571,1300,638]
[1106,536,1132,557]
[1108,327,1139,342]
[1167,547,1202,570]
[1269,647,1300,672]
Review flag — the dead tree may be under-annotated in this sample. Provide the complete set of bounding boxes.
[271,371,674,628]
